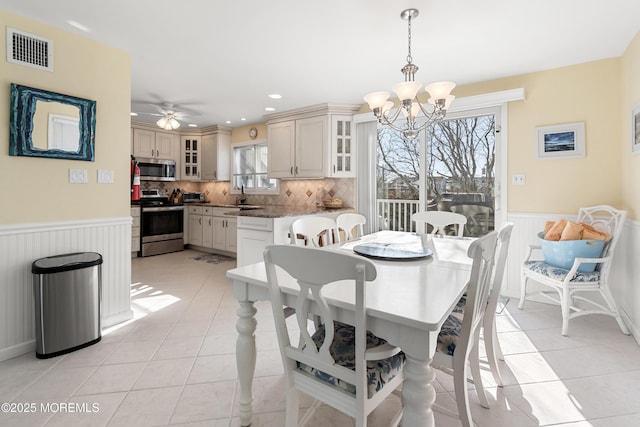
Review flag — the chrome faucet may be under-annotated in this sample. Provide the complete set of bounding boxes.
[236,185,247,205]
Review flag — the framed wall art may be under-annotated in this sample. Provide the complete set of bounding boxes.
[535,122,585,159]
[632,104,640,154]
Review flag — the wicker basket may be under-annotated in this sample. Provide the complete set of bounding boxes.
[322,198,343,208]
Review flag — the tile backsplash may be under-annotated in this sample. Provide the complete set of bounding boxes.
[145,178,355,208]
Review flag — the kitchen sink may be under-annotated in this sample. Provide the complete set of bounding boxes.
[216,204,263,210]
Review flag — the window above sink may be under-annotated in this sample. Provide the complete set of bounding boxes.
[232,140,279,195]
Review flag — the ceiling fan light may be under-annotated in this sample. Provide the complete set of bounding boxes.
[363,91,390,110]
[156,117,168,129]
[425,81,456,100]
[168,118,180,129]
[393,81,421,102]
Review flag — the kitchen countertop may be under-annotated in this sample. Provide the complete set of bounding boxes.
[185,203,354,218]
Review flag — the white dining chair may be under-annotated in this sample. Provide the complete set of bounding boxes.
[336,213,366,242]
[482,222,514,386]
[412,211,467,237]
[433,229,499,427]
[264,245,405,427]
[519,205,628,336]
[290,216,338,247]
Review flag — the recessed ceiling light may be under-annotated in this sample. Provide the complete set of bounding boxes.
[241,118,247,121]
[188,124,198,127]
[265,107,276,112]
[67,20,90,32]
[225,120,232,124]
[268,94,282,99]
[130,112,138,116]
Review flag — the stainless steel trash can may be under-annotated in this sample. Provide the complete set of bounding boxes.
[32,252,102,359]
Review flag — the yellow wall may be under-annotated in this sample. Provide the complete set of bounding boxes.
[456,59,623,215]
[621,31,640,219]
[0,10,131,225]
[231,123,268,143]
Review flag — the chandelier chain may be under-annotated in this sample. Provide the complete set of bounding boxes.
[406,14,413,65]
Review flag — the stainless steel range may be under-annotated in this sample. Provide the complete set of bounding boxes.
[139,189,184,257]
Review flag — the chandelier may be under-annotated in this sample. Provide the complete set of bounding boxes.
[156,115,180,130]
[364,8,455,140]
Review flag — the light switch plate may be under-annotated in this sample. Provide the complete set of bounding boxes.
[98,169,114,184]
[69,168,87,184]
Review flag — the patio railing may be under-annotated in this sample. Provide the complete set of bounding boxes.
[376,198,420,232]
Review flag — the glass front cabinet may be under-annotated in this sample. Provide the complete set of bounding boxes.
[331,115,355,178]
[181,135,201,180]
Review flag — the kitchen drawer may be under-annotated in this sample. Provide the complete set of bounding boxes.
[237,216,273,232]
[188,206,204,215]
[203,207,213,215]
[132,215,141,228]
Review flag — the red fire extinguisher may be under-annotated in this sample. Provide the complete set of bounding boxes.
[131,160,141,201]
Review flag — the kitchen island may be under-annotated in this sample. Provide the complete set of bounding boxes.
[223,204,354,266]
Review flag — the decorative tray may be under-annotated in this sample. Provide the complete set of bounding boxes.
[352,243,433,261]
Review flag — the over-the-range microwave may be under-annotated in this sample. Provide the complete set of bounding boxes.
[137,157,176,181]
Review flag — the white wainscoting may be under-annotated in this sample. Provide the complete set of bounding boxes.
[505,212,640,343]
[0,217,134,361]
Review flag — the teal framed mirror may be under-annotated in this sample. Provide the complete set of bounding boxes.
[9,83,97,161]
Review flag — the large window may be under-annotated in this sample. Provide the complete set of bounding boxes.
[376,107,499,237]
[232,141,278,194]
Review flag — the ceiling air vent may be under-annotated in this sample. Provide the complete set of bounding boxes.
[6,27,53,72]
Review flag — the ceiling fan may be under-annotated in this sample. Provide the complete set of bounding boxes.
[132,102,198,130]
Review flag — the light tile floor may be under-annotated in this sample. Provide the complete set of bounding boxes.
[2,248,640,426]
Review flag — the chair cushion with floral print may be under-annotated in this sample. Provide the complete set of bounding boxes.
[297,321,405,398]
[437,293,467,356]
[523,261,601,283]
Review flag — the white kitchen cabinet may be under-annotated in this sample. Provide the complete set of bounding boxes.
[188,206,204,246]
[131,206,141,255]
[266,104,359,179]
[296,115,327,178]
[202,129,231,181]
[187,205,237,253]
[203,214,214,248]
[181,135,201,180]
[132,128,179,161]
[212,215,237,252]
[236,216,274,267]
[330,115,355,178]
[267,120,295,178]
[267,116,326,179]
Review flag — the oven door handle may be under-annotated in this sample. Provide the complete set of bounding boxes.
[142,206,185,212]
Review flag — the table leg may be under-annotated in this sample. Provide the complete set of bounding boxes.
[236,300,257,427]
[401,355,437,427]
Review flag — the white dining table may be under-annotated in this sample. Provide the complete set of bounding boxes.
[226,230,474,427]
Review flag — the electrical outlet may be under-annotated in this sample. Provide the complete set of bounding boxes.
[512,174,526,185]
[98,169,114,184]
[69,168,87,184]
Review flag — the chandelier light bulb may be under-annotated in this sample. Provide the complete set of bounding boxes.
[363,91,390,110]
[393,81,421,102]
[425,82,456,101]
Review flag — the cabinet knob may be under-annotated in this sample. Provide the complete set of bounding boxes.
[295,166,298,175]
[290,166,293,176]
[199,218,202,225]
